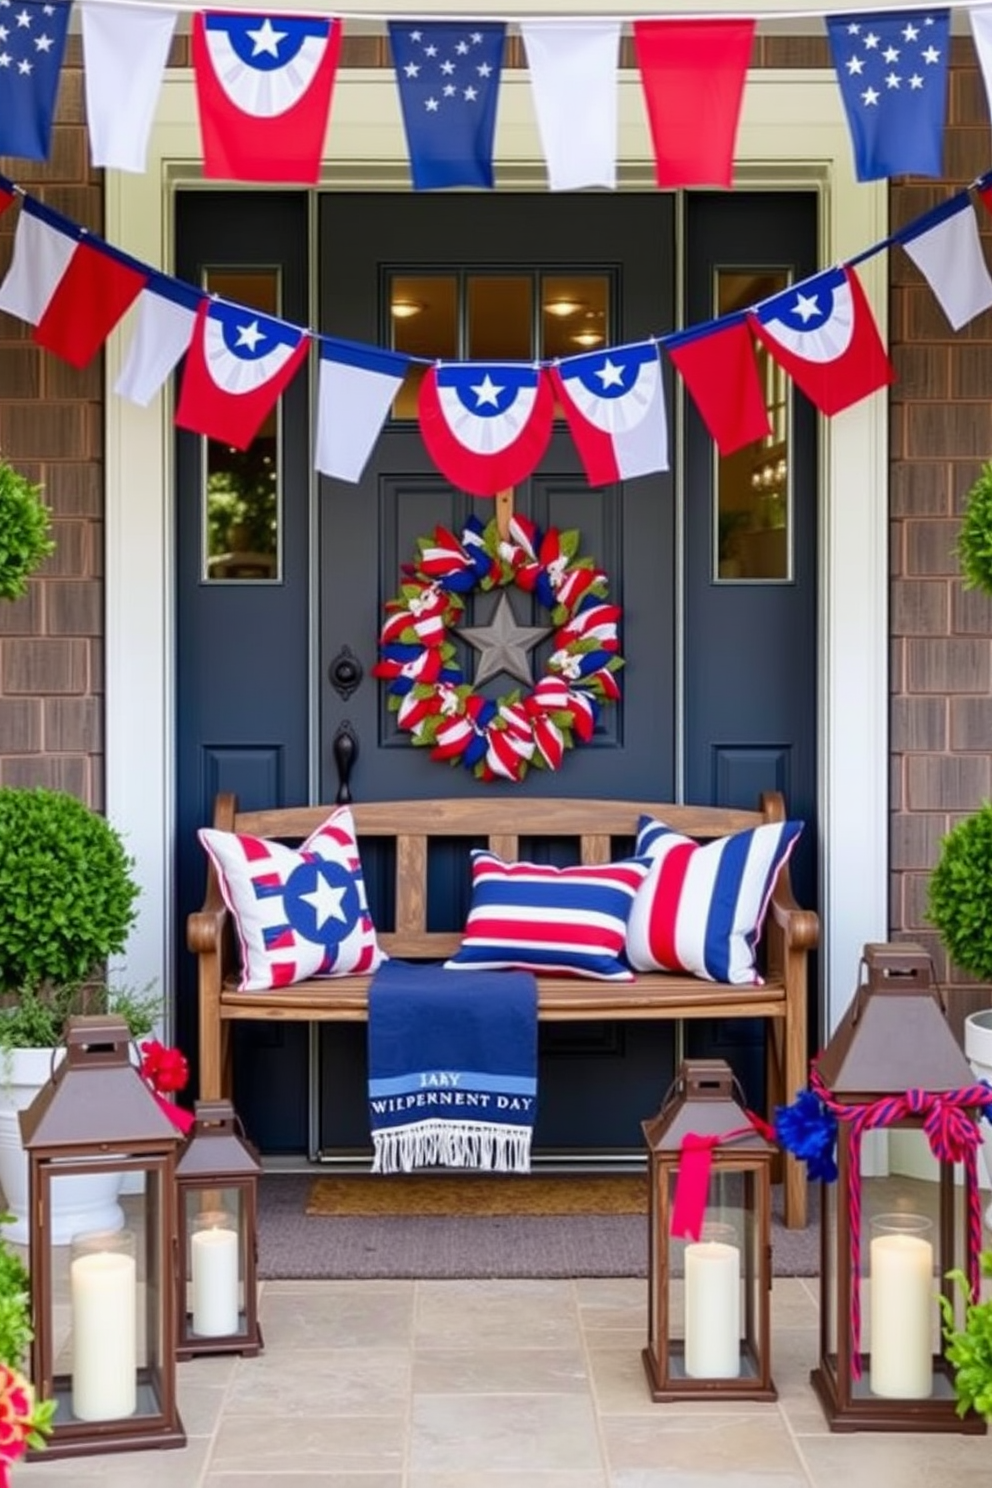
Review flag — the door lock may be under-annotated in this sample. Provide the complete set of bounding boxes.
[328,644,363,701]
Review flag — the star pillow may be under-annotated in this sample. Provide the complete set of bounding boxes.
[625,815,804,985]
[198,806,385,991]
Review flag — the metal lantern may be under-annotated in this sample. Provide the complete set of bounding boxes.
[175,1099,262,1360]
[18,1016,185,1459]
[810,942,989,1434]
[641,1058,776,1402]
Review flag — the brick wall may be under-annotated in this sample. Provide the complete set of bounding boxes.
[0,41,103,808]
[890,41,992,1027]
[1,36,990,1014]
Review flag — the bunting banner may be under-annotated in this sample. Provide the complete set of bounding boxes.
[749,264,895,417]
[417,362,554,494]
[1,156,992,487]
[632,19,755,189]
[520,20,621,192]
[80,1,178,174]
[192,10,343,183]
[0,3,986,199]
[175,298,310,448]
[827,9,951,182]
[389,21,507,190]
[0,0,71,161]
[550,342,668,486]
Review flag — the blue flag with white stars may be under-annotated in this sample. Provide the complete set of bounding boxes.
[0,0,70,160]
[388,22,506,190]
[827,10,950,181]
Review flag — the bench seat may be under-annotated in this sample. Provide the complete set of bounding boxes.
[189,792,818,1228]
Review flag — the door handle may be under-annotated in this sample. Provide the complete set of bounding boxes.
[332,720,359,805]
[328,644,363,701]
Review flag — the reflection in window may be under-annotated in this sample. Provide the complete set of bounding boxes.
[714,269,792,583]
[202,269,281,583]
[468,276,531,361]
[542,276,610,360]
[389,274,457,418]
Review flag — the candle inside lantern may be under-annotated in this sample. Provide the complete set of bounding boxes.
[869,1213,934,1399]
[70,1230,137,1421]
[191,1215,239,1336]
[684,1225,741,1379]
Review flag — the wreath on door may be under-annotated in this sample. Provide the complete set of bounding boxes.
[373,515,624,783]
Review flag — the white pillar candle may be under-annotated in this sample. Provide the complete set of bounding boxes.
[70,1250,137,1421]
[191,1226,240,1336]
[869,1226,934,1398]
[684,1239,741,1378]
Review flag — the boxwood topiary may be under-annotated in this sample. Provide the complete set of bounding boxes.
[926,803,992,980]
[0,787,139,998]
[0,460,54,602]
[957,464,992,597]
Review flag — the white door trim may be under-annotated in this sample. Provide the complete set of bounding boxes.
[105,68,888,1044]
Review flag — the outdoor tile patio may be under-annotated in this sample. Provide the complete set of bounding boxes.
[12,1276,989,1487]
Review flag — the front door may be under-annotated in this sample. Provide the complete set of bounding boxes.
[174,189,817,1158]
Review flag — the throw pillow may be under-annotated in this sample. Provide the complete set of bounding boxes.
[198,806,385,991]
[444,851,652,981]
[625,815,804,985]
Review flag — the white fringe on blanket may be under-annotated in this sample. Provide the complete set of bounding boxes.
[371,1119,533,1175]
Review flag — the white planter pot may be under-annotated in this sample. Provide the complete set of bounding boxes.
[0,1047,125,1246]
[964,1009,992,1230]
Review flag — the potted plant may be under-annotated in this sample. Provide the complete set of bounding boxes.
[0,459,54,603]
[0,787,149,1243]
[926,802,992,1224]
[0,1215,54,1475]
[956,462,992,598]
[940,1250,992,1423]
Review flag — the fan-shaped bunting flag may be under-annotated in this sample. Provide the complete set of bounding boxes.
[192,10,342,183]
[749,264,894,417]
[175,299,309,449]
[418,362,554,496]
[550,342,668,486]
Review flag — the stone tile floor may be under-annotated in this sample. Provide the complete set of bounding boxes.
[12,1275,989,1488]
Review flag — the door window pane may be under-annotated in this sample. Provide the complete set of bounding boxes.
[202,269,281,583]
[468,276,531,361]
[390,274,457,419]
[714,270,791,583]
[542,275,610,359]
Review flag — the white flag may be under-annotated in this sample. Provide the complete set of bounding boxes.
[521,21,621,191]
[81,2,177,173]
[115,278,198,407]
[971,8,992,127]
[899,194,992,332]
[0,201,75,324]
[315,340,409,483]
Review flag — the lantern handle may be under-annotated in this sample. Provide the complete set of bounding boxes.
[850,947,945,1025]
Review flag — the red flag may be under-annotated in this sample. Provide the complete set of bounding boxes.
[175,299,309,450]
[667,321,771,456]
[35,239,146,370]
[749,265,894,418]
[633,20,755,189]
[193,11,342,184]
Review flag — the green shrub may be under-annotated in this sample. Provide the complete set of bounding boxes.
[0,788,139,1002]
[940,1252,992,1421]
[957,463,992,596]
[926,803,992,980]
[0,1220,31,1368]
[0,462,53,603]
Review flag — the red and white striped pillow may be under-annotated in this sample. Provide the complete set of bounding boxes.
[625,815,804,985]
[445,851,652,981]
[198,806,384,991]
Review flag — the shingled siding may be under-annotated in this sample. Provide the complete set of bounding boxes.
[1,37,990,1016]
[0,41,103,808]
[890,41,992,1027]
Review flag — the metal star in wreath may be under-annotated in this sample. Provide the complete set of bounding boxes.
[459,591,552,688]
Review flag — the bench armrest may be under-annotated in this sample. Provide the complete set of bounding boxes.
[767,875,819,952]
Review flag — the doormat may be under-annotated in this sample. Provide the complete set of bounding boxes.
[306,1172,648,1218]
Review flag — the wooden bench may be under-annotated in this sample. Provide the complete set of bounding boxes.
[188,791,819,1228]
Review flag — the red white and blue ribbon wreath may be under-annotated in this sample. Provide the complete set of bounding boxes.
[373,515,623,783]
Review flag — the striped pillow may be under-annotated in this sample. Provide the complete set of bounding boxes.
[625,815,804,985]
[444,852,653,982]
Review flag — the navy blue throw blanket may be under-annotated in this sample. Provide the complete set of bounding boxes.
[367,960,538,1173]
